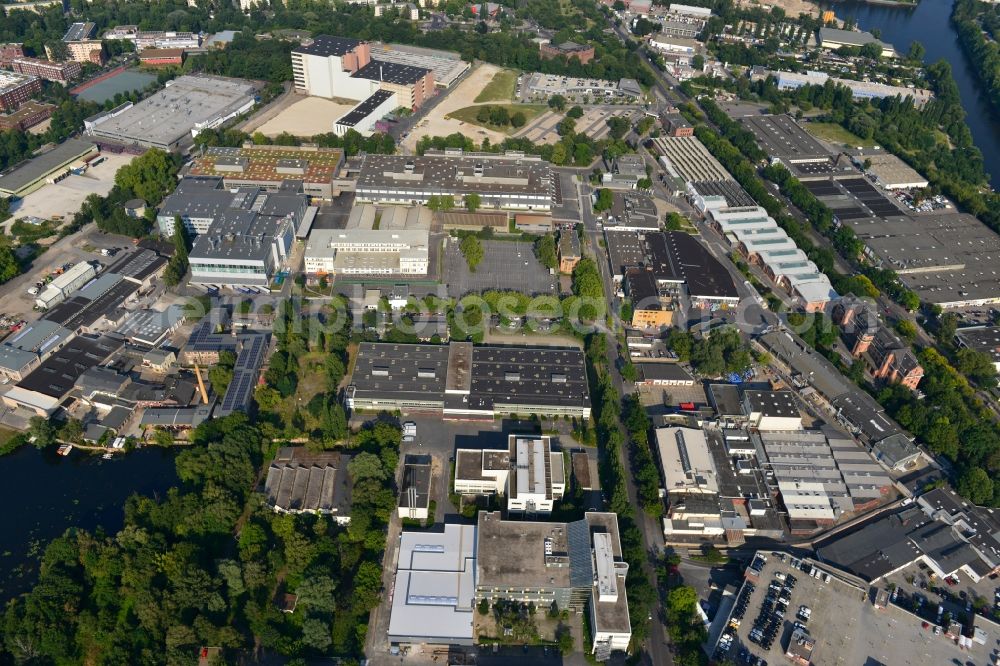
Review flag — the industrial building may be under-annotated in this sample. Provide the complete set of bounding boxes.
[742,389,803,431]
[355,152,555,210]
[85,74,259,151]
[650,135,731,183]
[453,435,565,513]
[955,325,1000,372]
[817,27,895,57]
[62,21,96,41]
[625,268,674,328]
[844,212,1000,308]
[10,57,81,83]
[334,89,397,137]
[649,35,702,58]
[0,319,75,381]
[35,261,97,309]
[185,145,346,199]
[264,447,353,523]
[856,151,929,190]
[739,114,830,164]
[768,70,932,105]
[3,333,124,416]
[397,457,432,520]
[817,487,1000,583]
[0,70,40,112]
[476,511,631,660]
[304,228,429,276]
[369,42,469,88]
[522,72,642,100]
[186,188,304,288]
[291,35,433,110]
[0,138,97,197]
[707,205,837,311]
[345,341,592,418]
[387,522,476,646]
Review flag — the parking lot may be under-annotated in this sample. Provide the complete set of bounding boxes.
[715,553,998,666]
[4,152,135,232]
[883,561,1000,630]
[443,238,558,297]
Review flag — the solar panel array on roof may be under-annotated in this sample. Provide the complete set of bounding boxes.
[804,181,840,196]
[217,334,268,416]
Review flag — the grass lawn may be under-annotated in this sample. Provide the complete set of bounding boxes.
[803,122,875,148]
[446,104,548,134]
[474,69,519,103]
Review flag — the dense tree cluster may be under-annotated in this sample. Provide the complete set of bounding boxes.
[0,410,398,662]
[195,127,396,156]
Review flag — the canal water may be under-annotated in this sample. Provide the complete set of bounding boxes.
[820,0,1000,187]
[0,445,179,599]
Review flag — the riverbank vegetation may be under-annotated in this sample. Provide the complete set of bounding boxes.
[0,413,397,662]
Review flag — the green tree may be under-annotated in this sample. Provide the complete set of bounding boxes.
[460,234,484,271]
[533,234,558,270]
[27,416,56,448]
[593,188,614,212]
[464,193,481,212]
[347,451,388,483]
[958,467,993,505]
[548,94,566,111]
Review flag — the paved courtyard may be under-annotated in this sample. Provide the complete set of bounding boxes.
[443,239,558,297]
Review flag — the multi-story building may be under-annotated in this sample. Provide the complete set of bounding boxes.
[0,100,54,131]
[62,40,105,65]
[476,511,631,660]
[134,31,201,51]
[454,435,565,513]
[834,297,923,390]
[539,40,595,63]
[356,152,555,210]
[661,112,693,137]
[291,35,433,110]
[11,57,82,83]
[63,22,96,42]
[104,25,139,42]
[0,43,24,68]
[304,225,428,276]
[184,187,306,288]
[0,71,40,112]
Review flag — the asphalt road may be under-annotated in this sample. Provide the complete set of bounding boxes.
[570,172,673,666]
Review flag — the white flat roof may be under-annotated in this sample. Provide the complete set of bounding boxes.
[655,426,719,494]
[388,523,477,644]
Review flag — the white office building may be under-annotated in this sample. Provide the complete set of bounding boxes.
[454,435,565,514]
[304,228,430,276]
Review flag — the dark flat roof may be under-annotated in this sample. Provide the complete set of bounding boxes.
[354,59,430,85]
[649,231,739,300]
[625,268,660,307]
[336,89,395,127]
[294,35,363,57]
[17,334,123,398]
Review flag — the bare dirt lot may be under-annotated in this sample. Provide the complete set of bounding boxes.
[5,152,135,231]
[402,63,509,151]
[738,0,822,18]
[250,96,355,138]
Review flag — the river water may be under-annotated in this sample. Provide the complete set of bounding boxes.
[0,445,179,599]
[820,0,1000,187]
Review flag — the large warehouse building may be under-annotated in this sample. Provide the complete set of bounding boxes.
[356,152,556,210]
[345,341,592,418]
[85,75,259,151]
[0,138,97,197]
[185,144,346,199]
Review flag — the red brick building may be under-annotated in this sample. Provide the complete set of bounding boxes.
[0,43,24,68]
[539,40,596,64]
[11,57,82,83]
[0,101,55,131]
[139,48,185,67]
[0,71,41,112]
